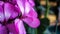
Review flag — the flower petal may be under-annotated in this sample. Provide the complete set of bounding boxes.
[0,1,4,6]
[16,0,24,15]
[29,0,35,7]
[0,24,7,34]
[26,8,38,17]
[23,17,40,28]
[9,0,17,5]
[24,1,30,14]
[6,23,19,34]
[4,3,19,21]
[7,19,26,34]
[14,19,26,34]
[22,0,39,28]
[25,1,37,17]
[0,6,4,22]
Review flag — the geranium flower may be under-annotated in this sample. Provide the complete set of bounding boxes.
[0,1,20,34]
[0,0,40,34]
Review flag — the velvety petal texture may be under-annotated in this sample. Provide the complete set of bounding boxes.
[16,0,25,15]
[28,0,35,7]
[22,0,40,28]
[6,23,19,34]
[23,17,40,28]
[0,6,4,22]
[0,1,4,6]
[4,3,19,21]
[25,8,37,18]
[15,19,26,34]
[0,24,7,34]
[16,0,40,34]
[0,0,40,34]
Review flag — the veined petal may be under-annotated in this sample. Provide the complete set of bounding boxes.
[24,1,37,17]
[4,3,19,21]
[0,6,4,22]
[14,19,26,34]
[0,24,7,34]
[26,8,38,18]
[16,0,24,15]
[23,17,40,28]
[25,1,30,14]
[22,0,39,28]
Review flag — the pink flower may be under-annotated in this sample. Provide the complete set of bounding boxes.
[0,0,40,34]
[13,0,40,34]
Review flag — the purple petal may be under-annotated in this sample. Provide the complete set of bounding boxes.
[23,17,40,28]
[26,8,38,18]
[24,0,35,7]
[16,0,35,16]
[24,1,37,17]
[6,19,26,34]
[24,1,31,14]
[28,0,35,7]
[14,19,26,34]
[0,1,4,6]
[4,3,19,21]
[9,0,17,5]
[0,24,7,34]
[0,6,4,22]
[6,23,19,34]
[22,0,40,28]
[16,0,24,15]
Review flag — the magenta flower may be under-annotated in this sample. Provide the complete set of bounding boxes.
[0,0,40,34]
[0,1,20,34]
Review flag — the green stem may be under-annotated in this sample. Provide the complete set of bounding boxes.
[45,0,50,18]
